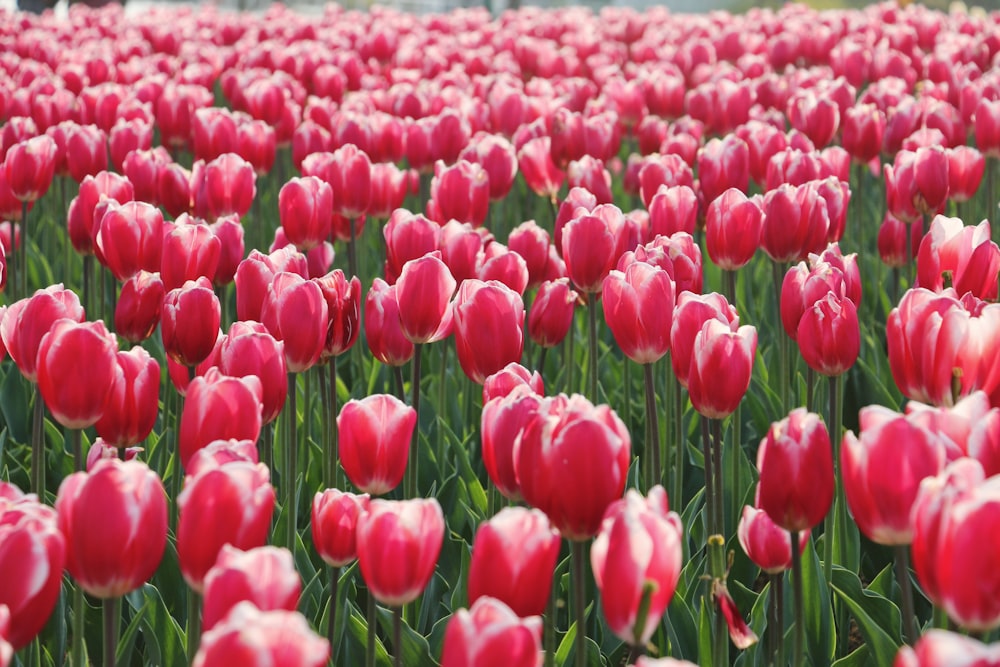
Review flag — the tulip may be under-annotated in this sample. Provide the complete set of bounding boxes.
[260,272,328,373]
[56,459,167,599]
[440,597,543,667]
[95,201,164,282]
[356,498,445,606]
[697,135,749,206]
[315,270,362,361]
[481,388,543,502]
[365,279,415,367]
[439,220,487,285]
[0,491,65,650]
[217,321,287,425]
[467,507,560,618]
[517,394,631,541]
[114,271,164,344]
[234,248,301,323]
[395,253,456,345]
[528,278,578,349]
[161,278,221,368]
[885,147,950,222]
[647,184,697,238]
[177,461,276,593]
[590,486,684,647]
[756,409,833,532]
[905,391,1000,475]
[178,369,263,469]
[109,119,153,173]
[95,347,160,448]
[637,154,695,210]
[508,220,552,289]
[705,188,762,271]
[562,209,625,294]
[68,172,135,257]
[687,319,757,420]
[621,233,703,296]
[311,489,371,568]
[947,146,985,203]
[236,119,276,176]
[452,280,525,384]
[841,405,947,546]
[191,108,239,163]
[85,441,142,471]
[428,159,490,227]
[670,292,739,389]
[338,394,416,495]
[158,162,193,219]
[481,363,543,404]
[1,284,85,382]
[37,319,119,430]
[737,506,808,574]
[797,291,860,377]
[185,440,259,478]
[122,147,170,207]
[760,182,831,264]
[160,219,221,293]
[460,133,518,202]
[383,210,441,284]
[916,217,1000,301]
[518,137,565,201]
[278,176,333,251]
[368,163,410,219]
[602,261,674,365]
[3,135,57,203]
[201,545,300,632]
[328,144,372,220]
[193,603,329,667]
[567,156,613,205]
[841,104,885,164]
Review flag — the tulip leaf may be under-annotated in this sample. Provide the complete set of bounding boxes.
[664,592,698,661]
[117,601,147,666]
[0,367,30,444]
[830,566,902,667]
[343,601,392,667]
[554,622,603,667]
[124,584,186,667]
[830,498,861,575]
[375,606,436,667]
[801,536,835,665]
[832,645,870,667]
[697,597,712,667]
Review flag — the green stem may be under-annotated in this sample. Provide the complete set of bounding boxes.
[20,199,28,298]
[365,591,376,667]
[672,372,685,510]
[261,425,273,477]
[806,366,815,413]
[348,218,358,280]
[790,532,805,667]
[325,357,338,490]
[896,546,917,645]
[544,570,556,667]
[566,311,576,396]
[285,372,298,552]
[587,296,598,401]
[328,567,340,661]
[406,344,422,499]
[711,418,725,541]
[393,607,402,667]
[571,540,588,667]
[72,584,85,667]
[643,363,660,491]
[773,574,785,667]
[103,597,119,667]
[701,417,715,537]
[772,261,790,410]
[536,345,548,377]
[393,364,406,401]
[31,386,45,499]
[186,590,200,663]
[437,343,447,478]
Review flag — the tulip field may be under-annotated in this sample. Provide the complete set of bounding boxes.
[4,0,1000,665]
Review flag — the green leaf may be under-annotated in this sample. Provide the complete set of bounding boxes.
[343,601,392,667]
[830,567,902,667]
[0,367,30,444]
[124,584,186,667]
[664,593,699,662]
[801,536,835,666]
[375,606,437,667]
[832,645,870,667]
[697,597,712,667]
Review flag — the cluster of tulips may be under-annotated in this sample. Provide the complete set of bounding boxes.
[2,0,1000,665]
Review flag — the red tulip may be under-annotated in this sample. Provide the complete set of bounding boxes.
[178,368,263,469]
[260,272,328,373]
[482,363,543,404]
[647,184,698,238]
[916,216,999,301]
[591,486,684,646]
[395,252,456,345]
[428,159,490,228]
[562,211,620,294]
[95,347,160,448]
[201,545,300,632]
[161,277,221,367]
[602,261,675,365]
[906,391,1000,476]
[687,319,757,420]
[567,156,613,205]
[311,489,371,568]
[841,405,947,546]
[192,107,239,163]
[760,182,831,264]
[467,507,560,618]
[440,597,543,667]
[460,132,518,202]
[234,248,304,323]
[1,285,85,383]
[517,394,631,540]
[528,278,578,349]
[158,162,193,219]
[160,218,221,293]
[218,321,287,425]
[177,461,276,593]
[453,279,524,384]
[670,292,739,389]
[975,99,1000,158]
[895,630,1000,667]
[947,146,984,203]
[68,172,135,257]
[368,163,410,219]
[518,137,564,201]
[64,124,109,183]
[3,136,57,202]
[55,459,167,598]
[756,408,833,532]
[115,271,164,344]
[705,188,762,271]
[736,120,788,188]
[37,319,119,430]
[0,491,65,650]
[185,440,259,479]
[193,603,329,667]
[279,176,333,251]
[620,233,703,296]
[508,220,552,289]
[481,388,543,502]
[338,394,416,495]
[637,154,695,210]
[797,291,860,377]
[697,135,749,206]
[885,147,950,223]
[439,220,487,285]
[356,498,445,606]
[841,104,885,164]
[737,506,808,574]
[95,201,164,281]
[236,119,276,176]
[109,119,153,174]
[85,441,142,471]
[364,279,415,367]
[787,91,840,148]
[315,270,362,361]
[122,147,170,206]
[383,210,440,285]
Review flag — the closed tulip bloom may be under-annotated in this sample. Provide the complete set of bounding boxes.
[517,137,564,201]
[395,252,456,344]
[841,405,947,546]
[760,182,831,264]
[787,91,840,148]
[3,136,57,202]
[365,279,415,367]
[1,284,84,382]
[453,280,525,384]
[947,146,984,204]
[916,217,1000,301]
[895,630,1000,667]
[780,259,852,341]
[482,388,544,502]
[697,135,749,206]
[591,486,684,646]
[328,143,372,220]
[311,489,370,568]
[428,159,490,227]
[260,272,328,373]
[621,233,703,296]
[95,201,164,281]
[234,248,301,323]
[975,99,1000,158]
[108,118,153,174]
[687,319,757,420]
[508,220,552,289]
[185,439,260,478]
[603,261,675,365]
[705,188,762,271]
[383,210,441,285]
[0,492,66,650]
[737,506,808,574]
[64,124,109,183]
[37,319,119,430]
[797,291,860,377]
[85,441,142,471]
[179,369,263,469]
[210,215,245,287]
[315,270,361,360]
[648,184,698,238]
[160,219,221,293]
[158,162,193,219]
[95,347,160,448]
[439,220,487,285]
[441,597,543,667]
[218,321,287,424]
[278,176,333,251]
[885,147,950,222]
[482,363,544,404]
[757,409,833,532]
[567,156,613,205]
[479,244,530,296]
[368,163,410,219]
[906,391,1000,475]
[161,278,221,367]
[193,603,329,667]
[841,104,885,164]
[115,271,164,344]
[528,278,578,349]
[467,508,560,618]
[517,394,631,540]
[670,292,739,389]
[122,147,169,207]
[338,394,416,495]
[201,545,301,632]
[178,461,276,592]
[562,213,620,294]
[55,459,167,599]
[356,498,445,606]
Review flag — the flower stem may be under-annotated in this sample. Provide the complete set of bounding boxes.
[72,584,85,667]
[544,578,556,667]
[711,418,724,540]
[790,531,805,667]
[571,540,588,667]
[365,591,376,667]
[643,363,660,491]
[347,218,358,280]
[671,372,685,509]
[20,199,28,298]
[587,294,599,401]
[393,607,402,667]
[406,344,422,499]
[701,416,715,536]
[103,597,119,667]
[895,546,917,644]
[328,567,340,659]
[186,589,200,663]
[772,261,790,410]
[285,372,298,552]
[31,386,45,498]
[325,357,338,490]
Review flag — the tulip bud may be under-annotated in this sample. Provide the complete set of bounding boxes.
[178,369,263,469]
[95,347,160,448]
[201,545,300,632]
[528,278,578,349]
[395,253,455,345]
[602,262,674,365]
[453,279,525,384]
[687,319,757,420]
[338,394,416,496]
[161,278,221,367]
[37,319,119,430]
[193,603,328,667]
[440,597,543,667]
[737,506,808,574]
[311,489,371,568]
[364,279,415,367]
